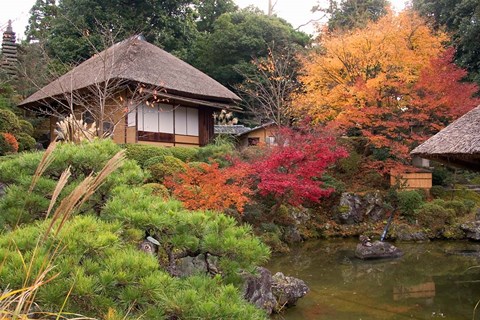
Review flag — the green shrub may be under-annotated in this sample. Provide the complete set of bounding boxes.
[124,144,173,168]
[143,182,170,198]
[194,143,235,167]
[103,186,270,281]
[15,132,36,152]
[322,174,346,195]
[398,190,424,219]
[429,199,472,217]
[432,165,453,186]
[0,214,267,319]
[415,202,456,237]
[147,156,186,182]
[430,185,447,198]
[169,146,199,162]
[144,155,167,168]
[0,108,20,133]
[337,151,361,177]
[18,119,34,136]
[0,139,146,228]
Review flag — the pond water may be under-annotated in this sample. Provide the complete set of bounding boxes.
[267,239,480,320]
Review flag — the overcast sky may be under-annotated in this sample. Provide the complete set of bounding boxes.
[1,0,409,41]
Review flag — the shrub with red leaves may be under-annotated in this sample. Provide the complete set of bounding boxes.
[251,125,348,209]
[0,132,18,154]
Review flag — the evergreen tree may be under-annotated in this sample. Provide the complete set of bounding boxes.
[25,0,58,43]
[26,0,200,64]
[315,0,389,32]
[188,8,310,88]
[196,0,238,32]
[412,0,480,86]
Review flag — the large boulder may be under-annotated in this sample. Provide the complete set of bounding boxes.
[461,222,480,240]
[243,267,309,314]
[271,272,309,308]
[355,240,403,259]
[243,267,277,314]
[337,192,386,224]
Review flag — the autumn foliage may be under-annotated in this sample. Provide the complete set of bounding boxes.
[294,11,479,169]
[165,162,251,213]
[1,132,19,153]
[250,125,348,208]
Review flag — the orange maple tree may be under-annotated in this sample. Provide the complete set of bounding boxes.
[165,162,252,214]
[1,132,19,153]
[294,11,479,170]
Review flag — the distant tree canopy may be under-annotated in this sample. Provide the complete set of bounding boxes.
[187,8,311,88]
[314,0,389,32]
[24,1,309,90]
[412,0,480,85]
[293,11,480,170]
[27,0,200,63]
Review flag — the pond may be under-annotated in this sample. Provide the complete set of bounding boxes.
[267,239,480,320]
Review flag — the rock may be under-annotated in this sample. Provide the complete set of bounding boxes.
[355,240,403,259]
[271,272,309,309]
[475,208,480,221]
[461,222,480,240]
[282,226,302,244]
[176,255,209,277]
[243,267,309,314]
[337,192,386,225]
[243,267,277,314]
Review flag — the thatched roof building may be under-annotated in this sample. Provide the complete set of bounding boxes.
[19,36,240,108]
[411,106,480,171]
[18,36,241,147]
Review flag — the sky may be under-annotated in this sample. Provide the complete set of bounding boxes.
[0,0,409,41]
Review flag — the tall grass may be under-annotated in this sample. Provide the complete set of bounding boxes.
[0,142,125,319]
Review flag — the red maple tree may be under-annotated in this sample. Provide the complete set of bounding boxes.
[251,125,348,212]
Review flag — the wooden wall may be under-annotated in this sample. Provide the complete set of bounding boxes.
[390,171,433,190]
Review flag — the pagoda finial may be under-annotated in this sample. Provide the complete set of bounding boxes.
[6,20,13,33]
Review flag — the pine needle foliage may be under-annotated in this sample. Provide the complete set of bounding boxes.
[0,139,271,319]
[0,139,145,229]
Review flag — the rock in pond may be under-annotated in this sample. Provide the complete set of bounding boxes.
[461,222,480,240]
[355,240,403,259]
[272,272,309,308]
[243,267,309,314]
[243,267,277,314]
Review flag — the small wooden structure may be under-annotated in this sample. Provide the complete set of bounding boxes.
[411,105,480,171]
[390,168,432,190]
[238,122,277,148]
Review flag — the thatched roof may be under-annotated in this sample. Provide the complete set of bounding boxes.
[19,36,240,107]
[411,106,480,171]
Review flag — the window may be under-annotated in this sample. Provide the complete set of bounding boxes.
[266,136,276,146]
[175,106,187,135]
[159,104,174,133]
[248,137,260,146]
[137,103,200,142]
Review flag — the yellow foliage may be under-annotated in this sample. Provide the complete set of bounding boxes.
[294,11,447,123]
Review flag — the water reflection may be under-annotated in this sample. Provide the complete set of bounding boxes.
[267,240,480,320]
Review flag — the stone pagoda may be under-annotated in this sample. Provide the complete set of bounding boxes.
[1,20,18,77]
